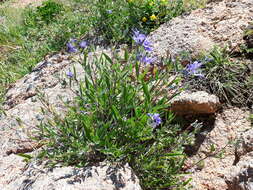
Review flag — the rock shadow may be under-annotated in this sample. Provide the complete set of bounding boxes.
[174,113,216,156]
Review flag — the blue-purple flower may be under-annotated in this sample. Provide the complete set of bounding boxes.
[185,61,204,77]
[67,38,89,53]
[107,10,112,14]
[147,113,162,128]
[133,29,146,45]
[133,29,153,52]
[66,42,78,53]
[143,40,153,52]
[79,40,88,49]
[66,70,74,78]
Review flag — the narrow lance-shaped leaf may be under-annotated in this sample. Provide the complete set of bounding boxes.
[102,53,113,64]
[142,79,151,103]
[111,105,121,121]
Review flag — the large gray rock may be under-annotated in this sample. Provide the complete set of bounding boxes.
[3,161,141,190]
[148,0,253,58]
[0,53,78,188]
[0,53,78,157]
[170,91,220,115]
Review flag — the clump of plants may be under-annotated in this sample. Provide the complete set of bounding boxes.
[0,0,207,104]
[23,0,64,27]
[176,47,253,108]
[90,0,192,44]
[0,0,92,103]
[35,31,199,189]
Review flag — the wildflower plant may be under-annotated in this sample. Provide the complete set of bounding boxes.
[179,47,253,108]
[147,113,162,128]
[36,37,197,189]
[66,39,88,53]
[184,61,204,77]
[23,0,64,27]
[133,29,156,66]
[90,0,187,44]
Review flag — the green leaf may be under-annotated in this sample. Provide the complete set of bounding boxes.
[142,79,150,103]
[102,53,113,64]
[135,61,139,79]
[164,152,184,157]
[17,153,33,160]
[111,105,121,120]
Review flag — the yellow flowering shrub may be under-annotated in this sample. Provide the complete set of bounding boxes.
[93,0,206,43]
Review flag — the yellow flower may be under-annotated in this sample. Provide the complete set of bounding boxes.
[142,17,147,22]
[149,1,154,6]
[128,0,133,2]
[150,14,157,21]
[160,0,168,4]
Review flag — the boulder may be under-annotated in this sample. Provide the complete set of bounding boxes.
[4,161,142,190]
[170,91,220,115]
[0,52,79,188]
[148,0,253,58]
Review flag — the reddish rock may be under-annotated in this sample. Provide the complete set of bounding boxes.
[171,91,220,115]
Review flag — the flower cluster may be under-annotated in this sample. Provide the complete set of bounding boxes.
[67,39,78,53]
[184,61,204,77]
[133,29,153,51]
[66,38,89,78]
[66,38,88,53]
[141,14,157,23]
[132,29,155,65]
[147,113,162,128]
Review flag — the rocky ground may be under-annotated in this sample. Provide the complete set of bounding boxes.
[185,107,251,190]
[0,0,45,8]
[148,0,253,58]
[0,0,252,189]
